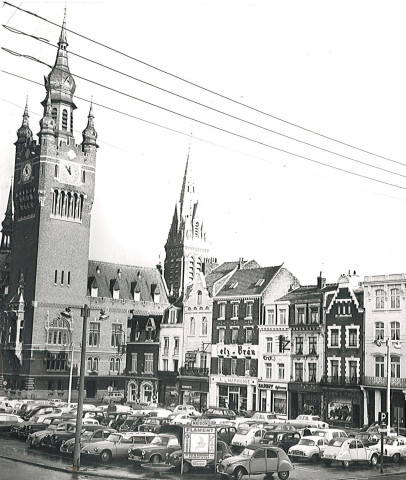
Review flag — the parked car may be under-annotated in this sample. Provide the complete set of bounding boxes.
[101,391,124,404]
[218,445,294,480]
[251,412,286,424]
[81,431,155,463]
[311,428,348,442]
[27,420,76,448]
[265,424,297,432]
[0,413,23,432]
[203,408,237,420]
[139,417,170,433]
[170,414,195,426]
[47,423,101,452]
[232,426,268,450]
[322,437,379,467]
[128,433,181,464]
[288,415,328,429]
[288,435,329,462]
[146,408,173,418]
[60,428,117,454]
[259,431,301,453]
[168,440,232,473]
[172,405,201,416]
[217,425,237,445]
[119,414,145,432]
[353,432,380,447]
[370,435,406,463]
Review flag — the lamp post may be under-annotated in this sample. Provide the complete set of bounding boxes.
[72,305,109,471]
[60,308,74,405]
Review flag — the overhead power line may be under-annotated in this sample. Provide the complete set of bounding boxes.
[3,1,403,167]
[3,68,406,195]
[3,24,406,180]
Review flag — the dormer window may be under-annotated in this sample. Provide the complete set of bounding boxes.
[113,289,119,300]
[255,279,265,287]
[230,282,239,289]
[91,286,98,298]
[133,290,140,301]
[111,278,120,300]
[169,310,176,324]
[152,284,160,303]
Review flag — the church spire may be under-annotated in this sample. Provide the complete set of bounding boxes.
[15,97,32,145]
[82,100,98,150]
[0,183,13,254]
[179,147,196,219]
[39,94,56,138]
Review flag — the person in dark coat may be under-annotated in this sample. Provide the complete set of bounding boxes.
[303,426,312,436]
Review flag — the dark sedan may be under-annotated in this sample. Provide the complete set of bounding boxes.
[203,408,237,420]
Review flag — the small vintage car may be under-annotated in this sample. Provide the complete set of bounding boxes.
[27,420,76,447]
[138,417,170,433]
[322,437,379,467]
[217,425,237,445]
[128,433,181,464]
[60,428,117,454]
[353,432,380,447]
[311,428,348,442]
[218,445,294,480]
[288,415,328,429]
[370,435,406,463]
[168,440,232,473]
[231,426,268,450]
[81,431,155,463]
[259,431,301,453]
[250,413,286,424]
[203,408,237,421]
[288,435,329,462]
[0,413,23,432]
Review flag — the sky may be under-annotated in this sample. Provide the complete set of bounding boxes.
[1,0,406,286]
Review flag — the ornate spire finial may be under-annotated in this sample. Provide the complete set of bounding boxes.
[59,7,68,47]
[15,97,33,144]
[82,99,98,148]
[39,93,56,137]
[0,182,13,253]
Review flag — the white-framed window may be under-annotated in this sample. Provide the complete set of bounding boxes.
[375,289,385,309]
[279,309,287,325]
[200,352,208,370]
[218,357,224,375]
[328,357,341,379]
[391,288,401,309]
[231,327,238,344]
[296,307,305,324]
[347,359,358,381]
[232,303,239,318]
[246,302,253,318]
[245,327,253,343]
[266,363,272,379]
[391,321,400,340]
[111,324,122,347]
[245,358,251,375]
[47,317,70,346]
[189,317,195,335]
[328,326,341,348]
[266,337,273,353]
[169,310,177,324]
[345,325,360,348]
[218,328,225,343]
[310,307,319,324]
[375,322,384,341]
[219,303,226,319]
[87,356,99,372]
[295,336,303,354]
[231,358,237,375]
[163,337,169,355]
[278,363,285,380]
[174,337,179,355]
[309,336,317,355]
[294,362,303,381]
[88,322,100,347]
[131,353,138,373]
[266,309,275,325]
[163,359,168,371]
[391,356,401,378]
[144,353,153,374]
[109,356,120,373]
[375,355,385,377]
[201,317,208,335]
[308,363,317,382]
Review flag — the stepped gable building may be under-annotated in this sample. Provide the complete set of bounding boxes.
[267,275,337,418]
[164,155,211,299]
[0,15,169,401]
[210,263,300,412]
[362,274,406,429]
[322,272,364,429]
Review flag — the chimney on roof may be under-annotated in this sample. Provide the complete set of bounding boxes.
[117,268,122,278]
[317,272,326,289]
[156,263,162,275]
[238,258,244,269]
[96,265,100,275]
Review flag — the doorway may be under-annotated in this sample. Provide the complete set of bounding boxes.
[229,392,239,411]
[86,380,97,399]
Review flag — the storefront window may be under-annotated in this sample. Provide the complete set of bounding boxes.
[218,385,247,411]
[302,393,320,415]
[328,401,352,422]
[273,392,287,414]
[128,382,137,402]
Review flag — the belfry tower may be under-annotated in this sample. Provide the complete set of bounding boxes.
[164,154,209,298]
[1,11,98,394]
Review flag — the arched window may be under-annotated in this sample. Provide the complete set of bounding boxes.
[109,357,120,372]
[128,382,137,402]
[375,322,384,341]
[190,317,195,336]
[142,383,153,403]
[52,189,59,215]
[201,317,208,335]
[54,164,59,178]
[391,321,400,340]
[194,222,199,237]
[51,107,57,122]
[197,290,202,305]
[391,288,400,309]
[87,356,99,372]
[62,109,68,130]
[70,111,73,132]
[59,191,65,216]
[375,289,385,309]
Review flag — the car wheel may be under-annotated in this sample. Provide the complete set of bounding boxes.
[342,460,351,468]
[311,453,319,463]
[233,466,246,480]
[324,459,332,466]
[100,450,112,463]
[278,472,290,480]
[151,454,161,464]
[392,453,400,464]
[183,461,191,473]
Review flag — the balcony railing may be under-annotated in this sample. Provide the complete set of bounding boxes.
[321,375,360,385]
[362,376,406,388]
[179,367,209,377]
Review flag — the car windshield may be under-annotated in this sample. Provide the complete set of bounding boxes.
[311,416,321,421]
[107,434,121,442]
[385,438,399,445]
[296,416,306,420]
[330,439,345,447]
[151,436,168,445]
[145,419,160,424]
[299,439,315,446]
[240,448,255,457]
[236,428,249,435]
[81,431,93,439]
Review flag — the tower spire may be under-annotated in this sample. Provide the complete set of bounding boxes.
[179,147,196,219]
[82,99,98,149]
[39,94,56,138]
[15,97,32,145]
[0,183,13,253]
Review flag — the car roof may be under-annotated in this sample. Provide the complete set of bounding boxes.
[246,444,285,451]
[299,435,326,441]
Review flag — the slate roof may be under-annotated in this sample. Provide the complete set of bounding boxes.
[87,260,168,303]
[205,260,260,287]
[277,284,338,303]
[215,265,282,297]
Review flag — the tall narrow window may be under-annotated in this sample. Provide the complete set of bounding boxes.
[189,318,195,335]
[391,288,400,309]
[52,107,57,122]
[218,357,224,375]
[375,289,385,309]
[295,363,303,381]
[131,353,138,373]
[231,328,238,344]
[266,363,272,379]
[231,358,237,375]
[296,337,303,354]
[60,270,64,285]
[246,303,253,318]
[70,111,73,133]
[308,363,317,382]
[375,322,384,341]
[245,328,253,343]
[54,270,58,284]
[391,356,401,378]
[375,356,385,377]
[201,317,208,335]
[197,290,202,305]
[218,328,225,343]
[111,324,122,347]
[144,353,153,374]
[54,164,59,178]
[62,109,68,130]
[266,337,273,353]
[82,170,85,184]
[67,271,71,286]
[279,309,287,325]
[232,303,239,318]
[88,322,100,347]
[309,337,317,355]
[391,321,400,340]
[219,303,226,318]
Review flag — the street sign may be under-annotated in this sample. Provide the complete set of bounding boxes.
[185,352,197,362]
[378,411,388,426]
[107,386,113,393]
[183,425,216,461]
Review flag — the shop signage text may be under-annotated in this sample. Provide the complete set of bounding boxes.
[216,345,257,358]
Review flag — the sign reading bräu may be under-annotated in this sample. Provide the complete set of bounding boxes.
[214,344,257,358]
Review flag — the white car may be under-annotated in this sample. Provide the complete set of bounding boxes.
[231,426,268,448]
[288,415,328,429]
[251,412,286,424]
[370,435,406,463]
[311,428,348,442]
[288,435,329,462]
[170,414,194,425]
[172,405,201,416]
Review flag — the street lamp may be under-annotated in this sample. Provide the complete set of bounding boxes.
[72,305,109,471]
[374,337,401,436]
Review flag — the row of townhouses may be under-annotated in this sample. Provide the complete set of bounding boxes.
[0,16,405,431]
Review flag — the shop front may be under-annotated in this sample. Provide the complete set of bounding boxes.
[257,382,288,416]
[157,372,179,407]
[323,386,363,428]
[289,382,323,419]
[179,379,209,411]
[365,388,406,429]
[210,375,257,411]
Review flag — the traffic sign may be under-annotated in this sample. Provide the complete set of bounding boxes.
[107,386,113,393]
[378,411,388,425]
[2,381,7,386]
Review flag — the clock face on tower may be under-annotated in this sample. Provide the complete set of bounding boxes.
[59,160,82,186]
[21,161,32,182]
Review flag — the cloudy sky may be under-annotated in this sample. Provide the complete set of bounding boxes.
[1,0,406,285]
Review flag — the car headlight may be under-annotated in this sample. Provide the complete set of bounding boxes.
[94,447,99,452]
